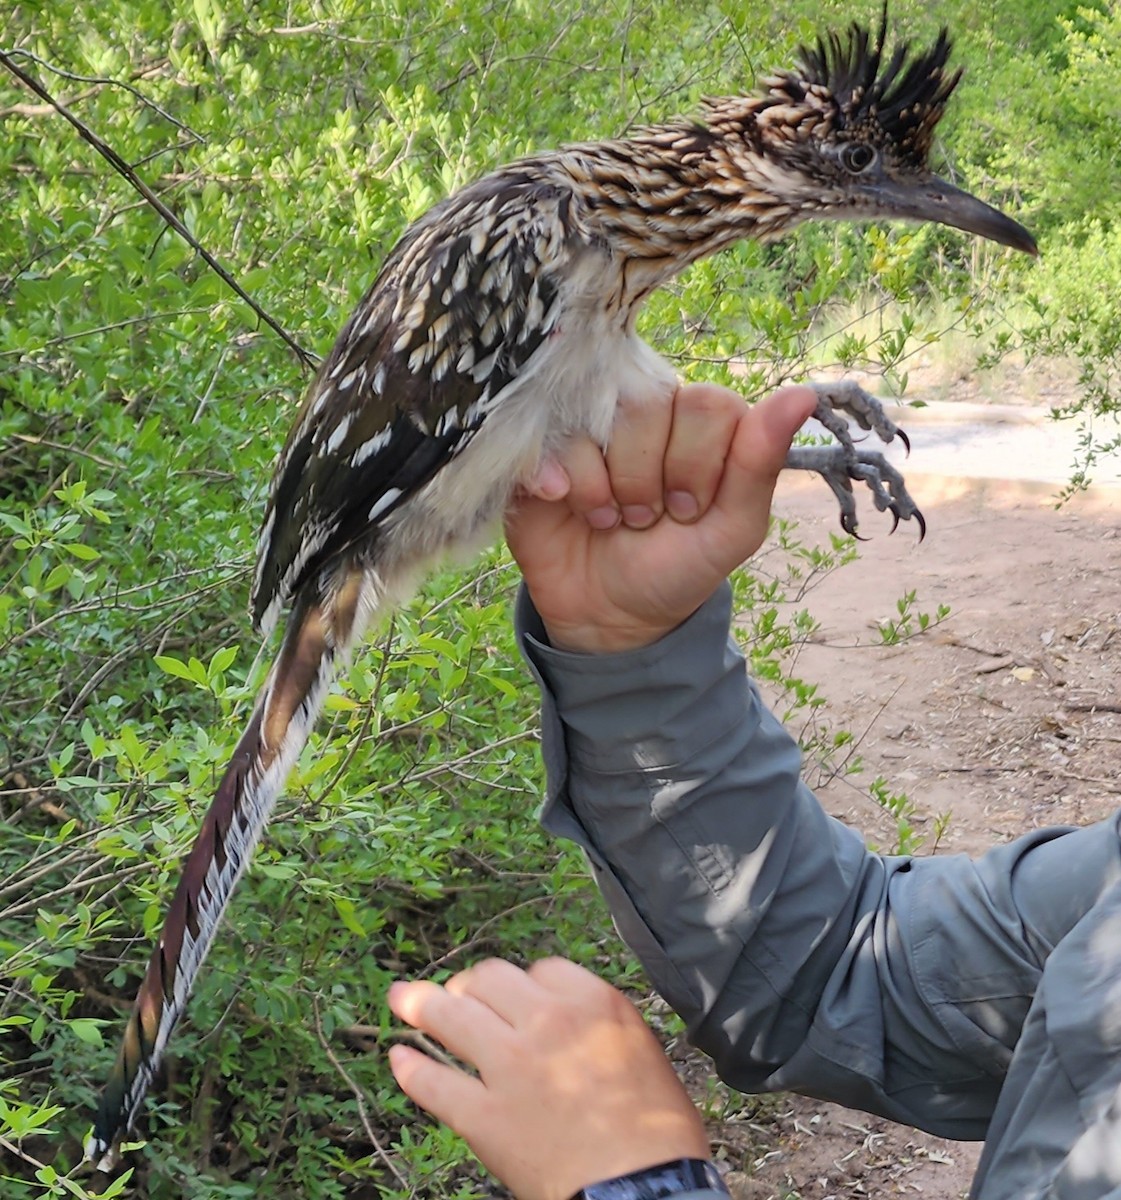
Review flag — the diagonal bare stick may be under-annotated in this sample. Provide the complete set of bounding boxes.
[0,47,315,371]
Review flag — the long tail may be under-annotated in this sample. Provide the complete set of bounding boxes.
[87,570,371,1166]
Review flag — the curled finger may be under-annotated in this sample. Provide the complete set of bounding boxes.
[605,392,674,529]
[663,384,744,523]
[553,434,619,529]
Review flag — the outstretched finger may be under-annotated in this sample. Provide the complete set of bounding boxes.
[389,1043,485,1136]
[388,979,513,1064]
[446,958,546,1027]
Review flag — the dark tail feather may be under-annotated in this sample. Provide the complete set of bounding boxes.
[87,579,363,1166]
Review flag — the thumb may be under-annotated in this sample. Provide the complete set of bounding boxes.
[752,385,819,469]
[715,385,817,519]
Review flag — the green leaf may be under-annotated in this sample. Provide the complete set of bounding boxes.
[208,645,237,677]
[0,510,31,538]
[155,654,199,682]
[257,862,298,880]
[333,897,366,937]
[67,1018,104,1047]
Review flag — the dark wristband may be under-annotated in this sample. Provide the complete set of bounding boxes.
[572,1158,728,1200]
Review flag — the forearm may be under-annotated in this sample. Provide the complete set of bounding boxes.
[518,581,1026,1139]
[517,581,874,1083]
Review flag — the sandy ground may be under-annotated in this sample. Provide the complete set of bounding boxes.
[680,398,1121,1199]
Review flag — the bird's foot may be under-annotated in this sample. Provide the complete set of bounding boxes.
[786,381,924,538]
[807,380,911,455]
[784,444,926,540]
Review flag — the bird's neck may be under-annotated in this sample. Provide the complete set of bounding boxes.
[552,121,799,291]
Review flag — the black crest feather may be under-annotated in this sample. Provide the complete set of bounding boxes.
[780,9,963,164]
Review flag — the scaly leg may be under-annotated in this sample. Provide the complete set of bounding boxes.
[784,380,926,539]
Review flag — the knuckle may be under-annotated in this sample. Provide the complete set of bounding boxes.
[678,382,741,418]
[465,957,509,987]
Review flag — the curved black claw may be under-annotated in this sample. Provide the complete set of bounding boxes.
[915,508,927,543]
[897,428,911,456]
[888,507,901,535]
[840,513,870,541]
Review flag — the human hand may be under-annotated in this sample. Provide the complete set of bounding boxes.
[505,383,817,653]
[387,957,709,1200]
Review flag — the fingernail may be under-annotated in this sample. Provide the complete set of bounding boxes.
[586,505,620,530]
[621,504,656,529]
[532,459,569,500]
[667,491,698,521]
[387,981,404,1007]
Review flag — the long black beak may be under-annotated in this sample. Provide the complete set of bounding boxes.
[866,174,1038,256]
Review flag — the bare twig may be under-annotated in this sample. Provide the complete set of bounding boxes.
[0,48,315,371]
[419,893,555,975]
[314,617,397,802]
[1,49,203,141]
[311,998,410,1191]
[946,636,1013,658]
[0,309,217,358]
[382,1027,461,1072]
[9,433,116,468]
[369,729,536,798]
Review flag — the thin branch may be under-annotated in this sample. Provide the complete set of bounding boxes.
[1,49,203,142]
[419,893,555,975]
[369,729,535,798]
[0,48,316,371]
[311,997,410,1191]
[314,617,396,802]
[0,308,216,358]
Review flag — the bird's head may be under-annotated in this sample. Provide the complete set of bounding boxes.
[702,12,1037,255]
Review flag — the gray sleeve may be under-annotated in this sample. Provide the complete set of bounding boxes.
[515,582,1121,1141]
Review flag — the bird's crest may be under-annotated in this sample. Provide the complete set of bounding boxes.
[705,10,963,167]
[801,9,961,160]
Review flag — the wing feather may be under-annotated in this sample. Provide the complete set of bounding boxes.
[251,170,574,633]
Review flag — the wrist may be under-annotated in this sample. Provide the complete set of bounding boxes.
[571,1158,728,1200]
[542,619,680,655]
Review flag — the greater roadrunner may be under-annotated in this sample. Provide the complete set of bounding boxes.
[89,13,1036,1164]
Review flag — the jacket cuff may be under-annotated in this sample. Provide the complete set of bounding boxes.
[515,583,744,778]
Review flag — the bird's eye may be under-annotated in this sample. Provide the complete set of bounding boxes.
[841,144,877,173]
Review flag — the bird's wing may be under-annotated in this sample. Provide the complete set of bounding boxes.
[251,170,577,635]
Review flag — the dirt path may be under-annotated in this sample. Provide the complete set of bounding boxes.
[691,458,1120,1199]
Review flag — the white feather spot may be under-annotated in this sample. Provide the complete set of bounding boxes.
[368,487,403,521]
[309,386,334,416]
[325,412,354,455]
[432,346,454,382]
[427,312,452,345]
[351,428,391,467]
[408,343,434,373]
[470,349,498,383]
